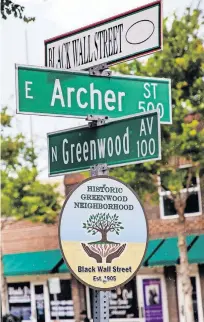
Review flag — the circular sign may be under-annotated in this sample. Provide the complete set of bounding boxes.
[59,176,148,290]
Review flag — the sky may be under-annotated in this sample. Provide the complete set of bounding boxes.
[60,177,147,243]
[1,0,202,180]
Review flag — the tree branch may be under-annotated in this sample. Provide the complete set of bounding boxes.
[105,218,115,231]
[89,226,101,233]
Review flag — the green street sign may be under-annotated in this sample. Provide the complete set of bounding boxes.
[47,110,161,176]
[16,65,172,124]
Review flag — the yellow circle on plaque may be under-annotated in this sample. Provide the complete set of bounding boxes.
[59,176,148,290]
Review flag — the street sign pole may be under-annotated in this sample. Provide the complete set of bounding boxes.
[88,65,110,322]
[90,162,110,322]
[93,290,109,322]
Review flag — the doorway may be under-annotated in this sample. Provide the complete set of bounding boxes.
[177,273,204,322]
[137,275,169,322]
[31,283,49,322]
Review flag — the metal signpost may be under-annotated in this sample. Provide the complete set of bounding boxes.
[44,1,162,71]
[16,64,171,123]
[47,110,161,176]
[90,165,110,322]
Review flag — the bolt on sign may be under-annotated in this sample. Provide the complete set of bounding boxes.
[45,1,162,71]
[47,110,161,176]
[16,65,171,123]
[59,176,148,290]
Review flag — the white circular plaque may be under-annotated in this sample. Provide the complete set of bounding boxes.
[59,176,148,290]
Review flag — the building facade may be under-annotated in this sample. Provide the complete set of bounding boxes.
[2,173,204,322]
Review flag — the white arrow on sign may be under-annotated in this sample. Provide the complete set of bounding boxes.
[45,0,162,71]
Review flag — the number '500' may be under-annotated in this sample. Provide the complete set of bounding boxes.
[139,101,164,119]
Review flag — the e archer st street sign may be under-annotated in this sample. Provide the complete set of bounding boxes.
[45,1,162,71]
[16,64,171,123]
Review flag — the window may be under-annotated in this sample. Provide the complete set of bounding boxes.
[159,168,202,219]
[8,282,31,321]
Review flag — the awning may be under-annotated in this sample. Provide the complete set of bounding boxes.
[188,235,204,264]
[59,262,69,273]
[143,238,164,266]
[3,234,203,276]
[3,249,64,276]
[146,235,197,267]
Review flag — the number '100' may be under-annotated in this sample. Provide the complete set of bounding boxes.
[137,139,156,157]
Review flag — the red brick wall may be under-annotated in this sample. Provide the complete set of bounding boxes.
[2,215,204,255]
[2,220,59,254]
[64,173,86,196]
[144,203,160,220]
[149,215,204,239]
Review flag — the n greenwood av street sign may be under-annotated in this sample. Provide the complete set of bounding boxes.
[44,1,162,71]
[16,65,172,124]
[47,110,161,176]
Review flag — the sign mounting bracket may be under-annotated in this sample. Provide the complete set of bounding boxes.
[90,163,109,176]
[86,115,108,128]
[89,63,112,77]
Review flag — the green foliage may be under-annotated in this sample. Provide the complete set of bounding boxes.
[83,213,124,235]
[0,107,12,126]
[1,0,35,22]
[1,107,36,169]
[1,108,61,224]
[111,8,204,205]
[160,166,197,193]
[111,162,159,203]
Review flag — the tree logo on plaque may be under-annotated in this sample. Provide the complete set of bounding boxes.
[82,213,126,263]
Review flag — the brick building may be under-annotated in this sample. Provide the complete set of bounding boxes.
[2,172,204,322]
